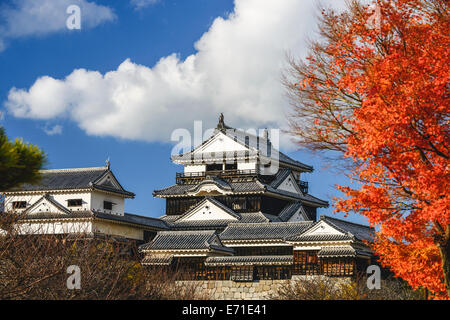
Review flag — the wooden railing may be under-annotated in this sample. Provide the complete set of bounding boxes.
[298,180,309,194]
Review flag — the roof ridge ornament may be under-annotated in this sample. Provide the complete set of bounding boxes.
[217,113,226,131]
[106,157,111,169]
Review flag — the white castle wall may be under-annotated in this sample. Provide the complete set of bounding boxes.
[90,191,125,216]
[5,190,125,216]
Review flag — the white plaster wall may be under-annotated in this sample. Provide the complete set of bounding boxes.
[277,175,300,194]
[181,200,238,221]
[184,165,206,174]
[5,191,126,216]
[200,133,248,153]
[90,191,125,216]
[302,220,344,236]
[92,220,143,240]
[287,209,306,222]
[16,221,92,235]
[237,161,256,171]
[4,192,91,213]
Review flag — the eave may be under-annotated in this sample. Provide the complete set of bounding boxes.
[3,187,135,199]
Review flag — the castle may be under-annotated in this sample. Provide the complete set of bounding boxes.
[3,115,375,280]
[140,115,375,280]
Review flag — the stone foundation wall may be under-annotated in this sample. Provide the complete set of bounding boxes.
[176,276,350,300]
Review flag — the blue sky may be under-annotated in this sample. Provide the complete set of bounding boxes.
[0,0,367,224]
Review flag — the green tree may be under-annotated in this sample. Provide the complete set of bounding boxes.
[0,127,46,191]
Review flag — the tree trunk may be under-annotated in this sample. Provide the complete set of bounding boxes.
[434,224,450,296]
[438,240,450,296]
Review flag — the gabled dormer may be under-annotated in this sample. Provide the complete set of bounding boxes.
[175,197,241,222]
[23,194,71,216]
[171,114,313,177]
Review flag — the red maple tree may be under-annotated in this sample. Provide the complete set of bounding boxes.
[290,0,449,297]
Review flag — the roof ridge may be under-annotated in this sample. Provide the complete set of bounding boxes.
[228,221,313,227]
[321,215,373,229]
[158,229,216,235]
[40,166,108,173]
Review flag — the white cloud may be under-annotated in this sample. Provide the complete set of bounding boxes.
[130,0,160,10]
[4,0,343,149]
[0,0,116,50]
[43,124,63,135]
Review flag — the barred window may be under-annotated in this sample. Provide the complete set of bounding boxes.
[67,199,82,207]
[12,201,27,209]
[103,201,114,210]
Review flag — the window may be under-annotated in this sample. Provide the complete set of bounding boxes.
[67,199,82,207]
[232,198,246,210]
[103,201,114,210]
[231,266,254,282]
[12,201,27,209]
[206,163,222,172]
[225,163,237,171]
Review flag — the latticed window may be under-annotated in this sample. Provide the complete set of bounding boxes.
[230,266,254,281]
[293,250,321,275]
[255,266,291,280]
[321,258,355,276]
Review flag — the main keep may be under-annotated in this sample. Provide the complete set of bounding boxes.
[140,115,375,280]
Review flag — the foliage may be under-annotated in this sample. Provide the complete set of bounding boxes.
[0,212,204,300]
[0,127,46,191]
[286,0,449,297]
[273,275,423,300]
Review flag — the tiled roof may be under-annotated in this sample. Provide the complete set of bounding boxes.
[320,216,375,242]
[90,183,135,197]
[237,212,273,223]
[159,215,179,222]
[17,210,94,220]
[9,167,135,197]
[139,230,233,253]
[153,179,265,197]
[158,211,281,230]
[171,122,313,172]
[268,168,291,188]
[265,185,329,207]
[286,233,352,242]
[219,221,313,241]
[142,254,174,266]
[187,177,232,192]
[277,151,313,172]
[286,215,375,243]
[18,209,168,230]
[224,128,313,172]
[317,246,372,258]
[154,178,328,207]
[205,255,293,266]
[278,202,304,221]
[96,212,169,230]
[167,220,234,230]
